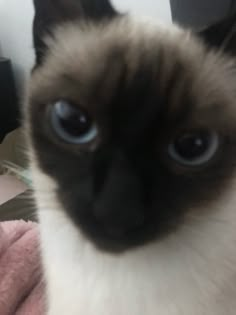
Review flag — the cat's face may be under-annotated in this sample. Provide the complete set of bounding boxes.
[26,0,236,252]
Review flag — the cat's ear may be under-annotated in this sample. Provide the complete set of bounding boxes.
[198,13,236,56]
[33,0,119,65]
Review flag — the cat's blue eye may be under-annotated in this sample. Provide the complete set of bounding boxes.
[50,100,98,144]
[168,130,219,167]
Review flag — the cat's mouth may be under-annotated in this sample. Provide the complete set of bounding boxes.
[70,205,181,253]
[80,217,157,252]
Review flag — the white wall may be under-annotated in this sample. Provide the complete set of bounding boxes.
[0,0,34,93]
[0,0,171,93]
[113,0,171,22]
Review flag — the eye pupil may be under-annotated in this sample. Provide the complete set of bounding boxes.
[50,101,98,144]
[55,101,91,137]
[174,132,209,161]
[168,130,219,167]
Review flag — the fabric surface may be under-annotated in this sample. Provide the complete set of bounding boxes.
[0,220,45,315]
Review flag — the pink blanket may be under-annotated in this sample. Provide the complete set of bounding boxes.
[0,221,45,315]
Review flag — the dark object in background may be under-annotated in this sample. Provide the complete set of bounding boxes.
[170,0,236,29]
[0,58,19,143]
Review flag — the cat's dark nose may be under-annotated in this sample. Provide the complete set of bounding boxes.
[93,150,146,238]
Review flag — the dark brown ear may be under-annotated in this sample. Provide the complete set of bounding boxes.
[198,12,236,56]
[33,0,119,66]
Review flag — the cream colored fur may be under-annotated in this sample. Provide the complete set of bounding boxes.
[32,159,236,315]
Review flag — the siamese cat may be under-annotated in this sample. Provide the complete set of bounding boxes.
[24,0,236,314]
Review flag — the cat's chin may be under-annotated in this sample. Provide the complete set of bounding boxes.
[32,162,236,315]
[67,210,182,254]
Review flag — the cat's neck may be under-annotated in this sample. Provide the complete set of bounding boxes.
[34,168,236,315]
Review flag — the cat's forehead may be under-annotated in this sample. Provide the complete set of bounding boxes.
[29,16,236,122]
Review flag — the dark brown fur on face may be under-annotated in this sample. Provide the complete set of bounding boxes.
[26,1,236,252]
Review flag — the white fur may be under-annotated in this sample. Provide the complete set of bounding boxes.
[31,160,236,315]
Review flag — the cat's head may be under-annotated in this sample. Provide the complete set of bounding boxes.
[26,0,236,252]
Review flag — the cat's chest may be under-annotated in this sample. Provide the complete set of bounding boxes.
[39,204,236,315]
[45,258,235,315]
